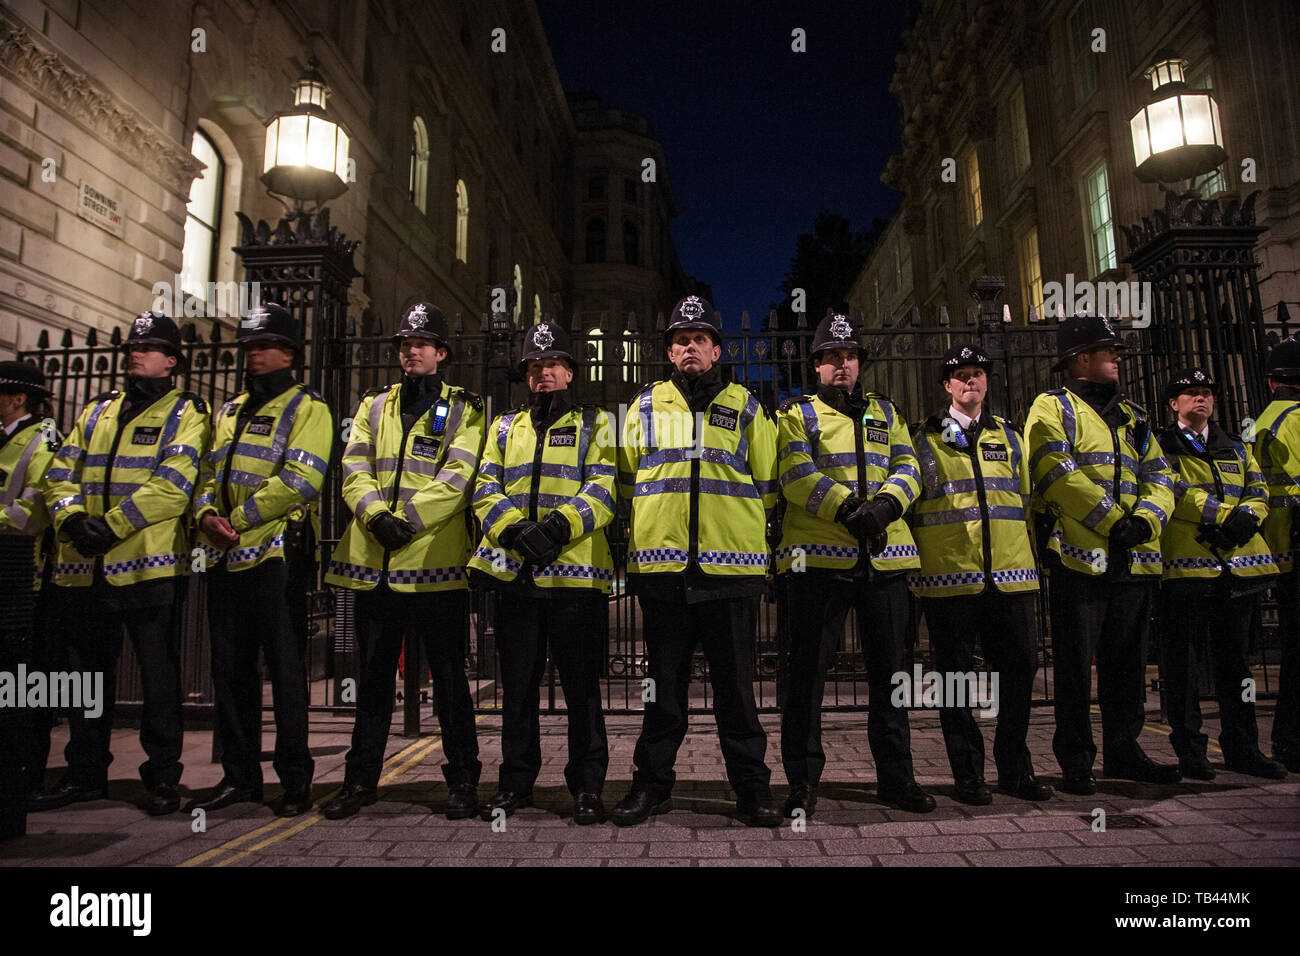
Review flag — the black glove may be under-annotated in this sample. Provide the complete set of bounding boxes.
[844,496,901,540]
[1198,522,1236,552]
[1109,514,1152,550]
[1221,507,1259,548]
[369,512,416,550]
[63,512,116,556]
[61,512,92,548]
[497,521,526,552]
[834,496,864,526]
[534,511,571,567]
[512,521,556,564]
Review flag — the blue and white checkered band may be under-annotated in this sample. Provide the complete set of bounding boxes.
[533,325,554,350]
[241,308,268,329]
[830,314,852,339]
[133,314,153,335]
[679,296,705,320]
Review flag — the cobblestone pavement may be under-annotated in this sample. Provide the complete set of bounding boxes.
[2,707,1297,867]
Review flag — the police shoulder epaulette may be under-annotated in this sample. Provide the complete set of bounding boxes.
[778,395,812,413]
[88,389,121,404]
[178,390,209,414]
[298,384,325,403]
[455,387,484,412]
[363,384,393,398]
[1127,399,1149,420]
[1045,388,1067,396]
[864,390,896,408]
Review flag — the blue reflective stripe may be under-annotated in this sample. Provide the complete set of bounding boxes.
[780,440,812,460]
[573,497,596,535]
[1053,393,1077,448]
[1081,495,1116,529]
[242,497,262,526]
[1135,500,1168,524]
[754,478,777,497]
[45,467,75,483]
[1029,440,1072,471]
[799,401,820,459]
[579,482,615,512]
[57,443,85,462]
[479,461,504,480]
[698,549,767,567]
[225,469,265,490]
[111,454,157,469]
[631,547,690,565]
[806,475,836,515]
[84,399,111,442]
[890,443,912,459]
[119,496,148,530]
[781,461,818,487]
[83,481,141,496]
[281,469,318,499]
[816,452,859,469]
[274,391,307,456]
[155,465,193,495]
[1201,496,1221,524]
[1142,470,1174,489]
[1036,459,1077,495]
[51,494,83,515]
[638,389,656,448]
[1001,421,1023,477]
[862,452,890,469]
[586,463,615,478]
[735,392,758,464]
[497,411,519,452]
[483,498,517,529]
[633,477,759,499]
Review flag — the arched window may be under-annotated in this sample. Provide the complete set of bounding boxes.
[455,179,469,262]
[585,218,605,263]
[181,129,223,301]
[513,264,523,323]
[409,117,428,213]
[586,327,638,383]
[533,294,542,324]
[587,327,603,383]
[623,221,639,265]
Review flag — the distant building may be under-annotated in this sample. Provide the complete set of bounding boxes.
[0,1,696,368]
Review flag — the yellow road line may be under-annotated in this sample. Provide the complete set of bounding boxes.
[177,733,441,868]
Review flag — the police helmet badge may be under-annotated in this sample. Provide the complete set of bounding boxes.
[133,313,153,335]
[1193,370,1206,381]
[960,346,973,360]
[679,296,705,321]
[533,325,554,350]
[408,303,428,330]
[829,313,852,340]
[242,307,268,329]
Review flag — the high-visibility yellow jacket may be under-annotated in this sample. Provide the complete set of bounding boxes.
[1025,386,1175,577]
[194,382,334,571]
[468,402,616,592]
[619,379,777,580]
[908,410,1038,596]
[0,415,58,537]
[44,387,210,587]
[325,380,484,592]
[1253,395,1300,573]
[1155,421,1276,581]
[774,389,921,574]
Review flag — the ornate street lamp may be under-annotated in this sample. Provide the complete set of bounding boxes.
[261,57,351,210]
[1129,50,1226,183]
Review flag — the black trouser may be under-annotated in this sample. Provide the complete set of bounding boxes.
[1271,569,1300,756]
[781,574,916,792]
[631,593,770,800]
[50,584,185,789]
[495,590,608,795]
[1158,582,1263,762]
[920,590,1039,782]
[342,586,480,789]
[1049,570,1155,774]
[207,559,313,791]
[12,588,58,794]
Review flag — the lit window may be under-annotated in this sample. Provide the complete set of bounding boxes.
[181,129,223,301]
[409,117,428,213]
[1084,161,1118,274]
[1069,1,1098,105]
[1018,226,1043,320]
[587,326,638,383]
[963,147,983,228]
[455,180,469,262]
[1009,86,1031,174]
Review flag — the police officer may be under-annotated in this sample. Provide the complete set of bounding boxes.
[1253,337,1300,773]
[323,302,485,820]
[31,311,209,815]
[909,344,1053,804]
[0,362,58,836]
[1155,368,1285,780]
[1025,313,1178,794]
[468,322,614,824]
[185,303,335,816]
[611,295,781,827]
[777,312,934,816]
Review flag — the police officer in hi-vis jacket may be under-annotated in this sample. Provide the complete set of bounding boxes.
[1025,313,1179,794]
[186,303,335,817]
[611,295,782,828]
[776,311,934,816]
[324,302,485,821]
[910,344,1053,805]
[32,312,209,817]
[468,322,615,824]
[1155,367,1285,781]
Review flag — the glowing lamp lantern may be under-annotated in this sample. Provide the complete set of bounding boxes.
[261,58,350,204]
[1129,51,1226,183]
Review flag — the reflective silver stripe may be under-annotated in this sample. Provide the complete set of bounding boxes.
[354,489,385,514]
[368,389,388,436]
[51,494,83,515]
[1081,495,1116,530]
[342,460,371,476]
[119,496,148,530]
[345,442,375,458]
[0,425,43,507]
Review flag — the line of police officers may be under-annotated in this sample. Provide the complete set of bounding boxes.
[1,296,1295,837]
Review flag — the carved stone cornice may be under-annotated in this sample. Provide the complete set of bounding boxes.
[0,14,205,197]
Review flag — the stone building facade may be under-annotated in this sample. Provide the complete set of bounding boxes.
[0,0,693,363]
[850,0,1299,333]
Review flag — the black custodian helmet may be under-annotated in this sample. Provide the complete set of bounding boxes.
[1052,312,1126,372]
[664,295,721,348]
[809,312,862,361]
[123,311,185,365]
[392,302,452,357]
[519,321,575,370]
[1164,367,1218,401]
[237,302,300,350]
[940,342,993,381]
[1266,336,1300,383]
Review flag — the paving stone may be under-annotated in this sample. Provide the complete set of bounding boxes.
[904,834,995,853]
[734,840,824,857]
[876,853,971,867]
[820,837,906,855]
[472,842,557,859]
[649,841,730,858]
[963,849,1057,866]
[559,843,647,858]
[988,831,1081,849]
[934,817,1021,834]
[1048,846,1144,864]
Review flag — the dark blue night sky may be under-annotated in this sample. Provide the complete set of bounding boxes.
[536,0,909,324]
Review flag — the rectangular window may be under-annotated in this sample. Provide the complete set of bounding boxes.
[1084,160,1118,274]
[1009,85,1031,174]
[1069,1,1098,105]
[963,147,983,228]
[1018,226,1043,321]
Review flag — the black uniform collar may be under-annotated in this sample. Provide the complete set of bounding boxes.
[1065,377,1129,427]
[245,366,296,402]
[1272,384,1300,403]
[816,384,867,418]
[124,374,173,405]
[670,363,725,411]
[528,387,573,427]
[400,371,444,419]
